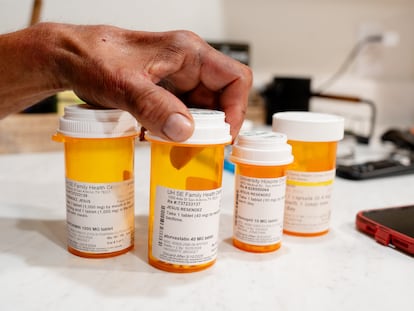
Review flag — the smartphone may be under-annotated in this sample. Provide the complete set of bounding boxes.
[336,154,414,180]
[356,205,414,256]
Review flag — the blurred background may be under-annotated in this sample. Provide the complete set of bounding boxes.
[1,0,414,154]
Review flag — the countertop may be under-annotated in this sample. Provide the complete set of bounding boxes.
[1,143,413,311]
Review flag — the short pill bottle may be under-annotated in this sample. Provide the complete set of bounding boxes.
[145,109,231,273]
[53,104,139,258]
[230,131,293,252]
[272,111,344,237]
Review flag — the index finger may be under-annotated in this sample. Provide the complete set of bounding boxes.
[200,48,253,139]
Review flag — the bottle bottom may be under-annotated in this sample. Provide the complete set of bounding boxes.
[148,257,216,273]
[68,245,134,258]
[233,239,281,253]
[283,229,329,237]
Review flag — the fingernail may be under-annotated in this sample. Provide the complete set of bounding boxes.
[162,113,193,141]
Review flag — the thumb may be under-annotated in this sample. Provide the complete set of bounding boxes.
[131,82,194,142]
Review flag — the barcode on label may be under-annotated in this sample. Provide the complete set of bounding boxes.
[234,190,239,226]
[158,205,165,247]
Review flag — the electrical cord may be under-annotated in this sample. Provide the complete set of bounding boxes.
[314,35,384,94]
[312,35,385,144]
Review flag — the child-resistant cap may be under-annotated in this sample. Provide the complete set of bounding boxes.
[57,104,139,138]
[146,108,232,145]
[230,131,293,166]
[272,111,344,142]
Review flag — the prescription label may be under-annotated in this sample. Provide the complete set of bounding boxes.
[152,186,222,265]
[65,178,134,253]
[234,175,286,245]
[284,169,335,233]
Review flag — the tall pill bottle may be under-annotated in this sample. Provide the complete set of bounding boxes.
[272,112,344,237]
[230,131,293,252]
[53,104,139,258]
[145,109,231,273]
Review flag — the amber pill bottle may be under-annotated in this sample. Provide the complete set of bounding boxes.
[145,109,231,273]
[53,104,139,258]
[230,131,293,252]
[273,112,344,237]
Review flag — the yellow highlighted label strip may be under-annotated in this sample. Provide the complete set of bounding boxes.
[287,179,334,187]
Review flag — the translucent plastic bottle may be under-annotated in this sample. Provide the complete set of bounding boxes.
[145,109,231,273]
[53,104,139,258]
[272,111,344,237]
[230,131,293,252]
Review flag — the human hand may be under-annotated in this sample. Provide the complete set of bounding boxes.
[47,23,252,141]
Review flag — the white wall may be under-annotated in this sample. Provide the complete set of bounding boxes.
[0,0,225,38]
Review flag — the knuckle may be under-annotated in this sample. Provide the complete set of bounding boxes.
[242,65,253,88]
[164,30,205,57]
[132,88,168,125]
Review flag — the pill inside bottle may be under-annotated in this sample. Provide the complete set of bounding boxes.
[169,146,205,170]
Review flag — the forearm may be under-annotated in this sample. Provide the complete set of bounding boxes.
[0,23,67,118]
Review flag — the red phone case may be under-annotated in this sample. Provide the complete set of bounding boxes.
[356,207,414,256]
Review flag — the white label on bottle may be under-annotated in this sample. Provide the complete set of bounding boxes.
[65,178,134,253]
[152,186,222,265]
[234,175,286,245]
[284,169,336,233]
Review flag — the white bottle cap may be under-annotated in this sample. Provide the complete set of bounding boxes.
[57,104,139,138]
[230,131,293,166]
[272,111,344,142]
[146,108,232,145]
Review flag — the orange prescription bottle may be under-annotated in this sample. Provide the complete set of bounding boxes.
[53,104,139,258]
[272,111,344,237]
[230,131,293,252]
[145,109,231,273]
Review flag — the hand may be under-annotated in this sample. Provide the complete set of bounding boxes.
[23,23,252,141]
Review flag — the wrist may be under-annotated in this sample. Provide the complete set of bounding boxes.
[0,23,71,116]
[26,22,72,91]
